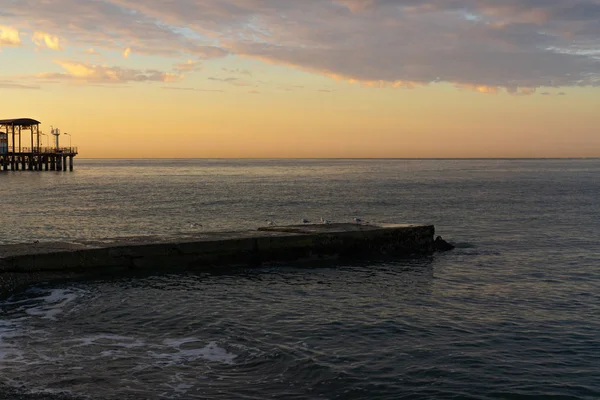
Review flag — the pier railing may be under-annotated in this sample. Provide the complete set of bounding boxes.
[7,147,78,154]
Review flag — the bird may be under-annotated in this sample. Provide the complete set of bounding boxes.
[301,218,310,224]
[189,222,203,229]
[320,217,330,225]
[265,219,275,226]
[353,217,363,224]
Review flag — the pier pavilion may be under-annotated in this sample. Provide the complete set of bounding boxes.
[0,118,78,171]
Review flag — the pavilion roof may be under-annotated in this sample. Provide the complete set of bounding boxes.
[0,118,41,127]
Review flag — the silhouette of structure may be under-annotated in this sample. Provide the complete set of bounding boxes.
[0,118,78,171]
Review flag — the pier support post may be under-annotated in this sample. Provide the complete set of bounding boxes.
[69,156,73,171]
[62,156,67,171]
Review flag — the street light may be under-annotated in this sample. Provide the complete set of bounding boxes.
[64,132,71,150]
[40,132,48,149]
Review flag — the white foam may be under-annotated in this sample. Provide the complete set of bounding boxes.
[0,319,24,368]
[66,334,147,349]
[163,337,202,348]
[23,288,84,321]
[149,339,238,366]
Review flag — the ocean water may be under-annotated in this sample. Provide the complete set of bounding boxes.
[0,159,599,399]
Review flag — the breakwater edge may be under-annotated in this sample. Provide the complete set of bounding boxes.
[0,223,441,299]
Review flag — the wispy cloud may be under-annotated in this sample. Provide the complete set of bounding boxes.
[541,91,568,96]
[0,80,40,89]
[208,77,237,82]
[222,67,252,76]
[32,31,63,50]
[122,47,131,59]
[84,48,101,56]
[173,60,202,73]
[208,76,253,86]
[36,61,181,84]
[162,86,224,92]
[188,45,229,59]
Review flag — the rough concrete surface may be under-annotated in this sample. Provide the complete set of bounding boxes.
[0,223,435,298]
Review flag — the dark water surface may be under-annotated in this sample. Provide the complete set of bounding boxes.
[1,159,599,399]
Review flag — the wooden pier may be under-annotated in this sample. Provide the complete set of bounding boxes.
[0,118,78,172]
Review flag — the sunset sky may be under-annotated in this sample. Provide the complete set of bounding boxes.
[1,0,599,158]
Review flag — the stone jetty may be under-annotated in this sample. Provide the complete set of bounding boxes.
[0,223,437,298]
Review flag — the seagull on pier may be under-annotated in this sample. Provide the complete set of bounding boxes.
[265,219,275,226]
[320,217,331,225]
[353,217,363,224]
[301,218,310,224]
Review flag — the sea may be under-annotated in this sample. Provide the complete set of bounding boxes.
[0,159,599,400]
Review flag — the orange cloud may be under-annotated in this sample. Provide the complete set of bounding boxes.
[0,26,21,47]
[32,31,63,50]
[455,83,500,94]
[36,61,181,84]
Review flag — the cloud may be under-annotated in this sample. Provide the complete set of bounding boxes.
[162,86,224,92]
[507,86,537,96]
[0,26,20,47]
[187,45,229,59]
[37,61,181,84]
[84,48,101,56]
[208,77,238,82]
[222,67,252,76]
[32,31,63,50]
[207,76,253,86]
[173,60,202,73]
[122,47,131,58]
[0,81,39,89]
[456,84,500,94]
[2,0,600,91]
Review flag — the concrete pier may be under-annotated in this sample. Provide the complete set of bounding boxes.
[0,223,435,298]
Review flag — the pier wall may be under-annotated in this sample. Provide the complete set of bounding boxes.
[0,224,435,298]
[0,153,76,171]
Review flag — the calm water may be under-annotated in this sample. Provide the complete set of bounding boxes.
[1,159,599,399]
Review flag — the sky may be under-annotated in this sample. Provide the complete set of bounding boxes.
[1,0,599,158]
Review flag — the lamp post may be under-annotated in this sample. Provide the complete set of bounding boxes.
[64,132,71,151]
[40,132,47,150]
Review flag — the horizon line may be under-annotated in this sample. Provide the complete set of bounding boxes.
[75,157,600,160]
